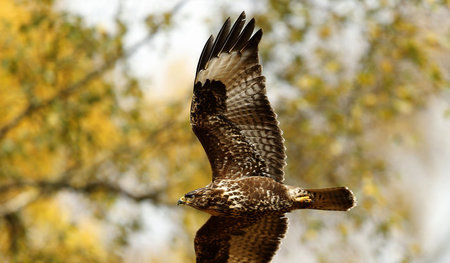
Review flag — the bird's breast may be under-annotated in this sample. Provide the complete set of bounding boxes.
[209,177,293,215]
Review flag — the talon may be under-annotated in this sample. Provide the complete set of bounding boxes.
[296,196,312,203]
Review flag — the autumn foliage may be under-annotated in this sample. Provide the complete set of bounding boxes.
[0,0,449,262]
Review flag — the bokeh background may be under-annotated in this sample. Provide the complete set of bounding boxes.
[1,0,449,262]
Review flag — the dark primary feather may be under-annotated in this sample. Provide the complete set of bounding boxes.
[194,214,287,263]
[191,12,286,183]
[196,35,214,76]
[222,13,246,52]
[196,12,246,76]
[209,18,231,59]
[232,18,256,52]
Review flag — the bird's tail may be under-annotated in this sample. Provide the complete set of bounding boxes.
[293,187,356,211]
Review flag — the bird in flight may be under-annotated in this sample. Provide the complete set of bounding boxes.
[178,12,356,263]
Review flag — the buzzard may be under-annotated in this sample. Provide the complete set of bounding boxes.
[178,12,356,263]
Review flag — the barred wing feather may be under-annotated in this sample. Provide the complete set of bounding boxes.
[190,12,286,182]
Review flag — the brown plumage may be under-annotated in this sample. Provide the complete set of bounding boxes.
[179,12,356,263]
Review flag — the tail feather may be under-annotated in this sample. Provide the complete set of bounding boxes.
[304,187,356,211]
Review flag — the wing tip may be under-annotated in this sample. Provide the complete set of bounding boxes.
[195,12,262,76]
[196,35,215,74]
[245,28,263,50]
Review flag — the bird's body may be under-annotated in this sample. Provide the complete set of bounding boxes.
[181,177,354,217]
[178,12,356,263]
[182,177,292,216]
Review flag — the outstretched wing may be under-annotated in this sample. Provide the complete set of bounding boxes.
[194,214,287,263]
[191,12,286,182]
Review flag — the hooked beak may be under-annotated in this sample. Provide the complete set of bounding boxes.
[177,196,186,205]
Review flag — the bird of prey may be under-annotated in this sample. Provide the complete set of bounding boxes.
[178,12,356,263]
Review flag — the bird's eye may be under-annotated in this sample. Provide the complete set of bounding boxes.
[185,193,195,200]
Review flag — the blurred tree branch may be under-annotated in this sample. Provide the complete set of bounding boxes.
[0,179,166,217]
[0,118,176,216]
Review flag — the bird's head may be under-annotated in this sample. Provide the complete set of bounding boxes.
[177,187,222,213]
[177,191,195,206]
[178,189,207,208]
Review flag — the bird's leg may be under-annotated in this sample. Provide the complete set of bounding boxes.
[287,186,312,203]
[295,195,312,203]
